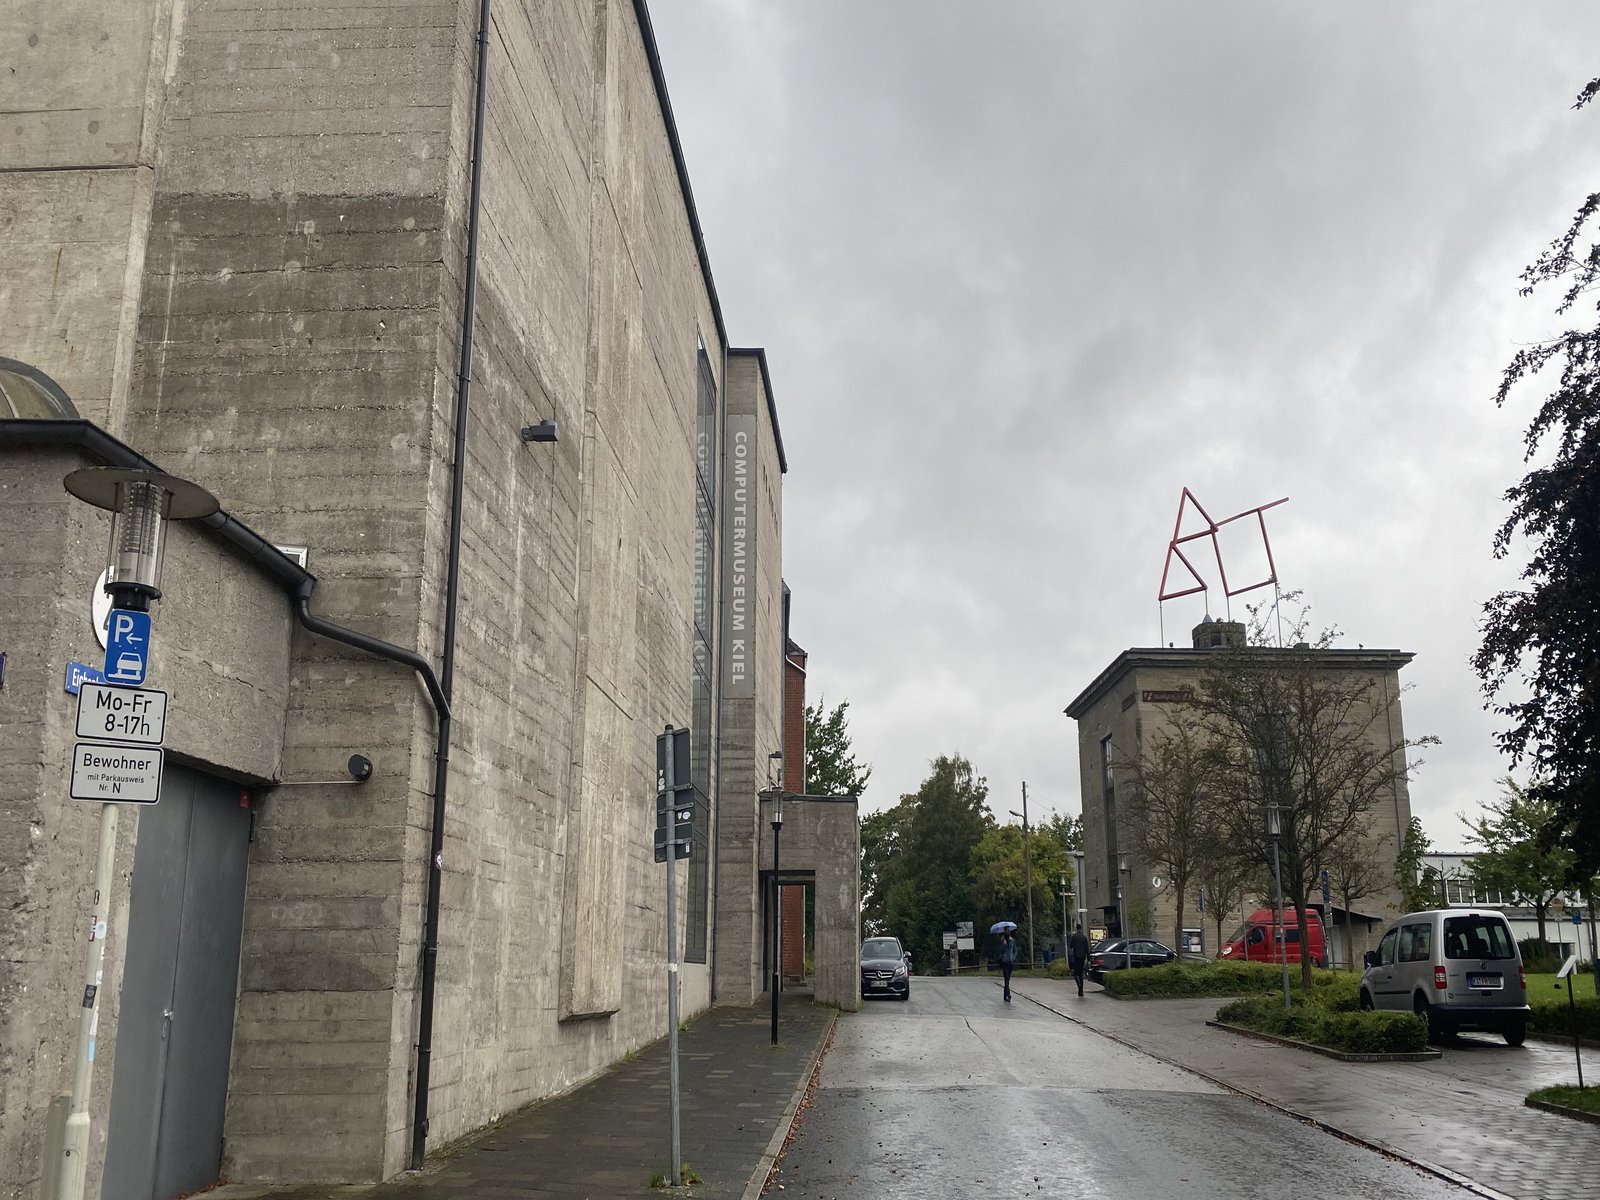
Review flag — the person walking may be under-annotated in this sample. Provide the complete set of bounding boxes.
[999,930,1018,1002]
[1067,923,1091,998]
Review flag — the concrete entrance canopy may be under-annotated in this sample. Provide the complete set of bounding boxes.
[757,791,862,1011]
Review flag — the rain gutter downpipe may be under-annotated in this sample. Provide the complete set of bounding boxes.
[411,0,493,1171]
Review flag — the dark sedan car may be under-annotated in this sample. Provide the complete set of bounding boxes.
[1086,937,1176,984]
[860,936,911,1000]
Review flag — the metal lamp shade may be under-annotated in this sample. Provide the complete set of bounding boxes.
[63,467,220,600]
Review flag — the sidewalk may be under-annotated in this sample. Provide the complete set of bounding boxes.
[217,995,833,1200]
[1012,976,1599,1200]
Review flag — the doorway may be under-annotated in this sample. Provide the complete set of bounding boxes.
[103,764,251,1200]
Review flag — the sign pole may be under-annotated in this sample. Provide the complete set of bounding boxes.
[57,803,118,1200]
[662,726,682,1188]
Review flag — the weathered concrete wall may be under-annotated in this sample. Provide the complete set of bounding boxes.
[0,0,183,429]
[757,801,860,1011]
[0,446,293,1200]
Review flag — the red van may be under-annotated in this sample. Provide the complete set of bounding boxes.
[1218,908,1327,968]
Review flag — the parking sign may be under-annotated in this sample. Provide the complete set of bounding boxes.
[103,609,152,685]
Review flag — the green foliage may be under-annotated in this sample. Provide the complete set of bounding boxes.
[1216,993,1429,1054]
[1474,82,1600,879]
[879,755,995,969]
[1125,900,1154,937]
[1104,960,1354,999]
[860,802,910,937]
[1396,816,1443,913]
[804,700,871,799]
[1041,811,1082,854]
[1047,957,1072,979]
[1528,1085,1600,1117]
[969,822,1073,954]
[1526,982,1600,1040]
[1463,778,1575,941]
[1519,938,1565,973]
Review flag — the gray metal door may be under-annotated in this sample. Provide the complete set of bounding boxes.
[104,765,251,1200]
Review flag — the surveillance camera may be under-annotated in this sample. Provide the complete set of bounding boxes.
[347,754,374,782]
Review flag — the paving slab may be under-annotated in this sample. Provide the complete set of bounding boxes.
[210,996,833,1200]
[1014,977,1600,1200]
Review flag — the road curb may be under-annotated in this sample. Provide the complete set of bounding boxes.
[1013,984,1518,1200]
[738,1009,838,1200]
[1525,1096,1600,1126]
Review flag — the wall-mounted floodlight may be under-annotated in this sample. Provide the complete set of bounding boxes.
[519,420,559,443]
[63,468,218,611]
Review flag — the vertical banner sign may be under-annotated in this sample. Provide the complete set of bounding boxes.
[721,414,757,699]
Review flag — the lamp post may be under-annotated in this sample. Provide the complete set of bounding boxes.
[1118,856,1132,971]
[57,467,217,1200]
[769,786,783,1046]
[1265,803,1291,1010]
[1072,849,1087,939]
[1009,783,1034,967]
[1059,871,1070,954]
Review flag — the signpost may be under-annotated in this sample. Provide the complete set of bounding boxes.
[1556,954,1585,1088]
[656,725,692,1188]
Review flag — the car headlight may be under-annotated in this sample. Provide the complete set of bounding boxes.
[893,964,908,978]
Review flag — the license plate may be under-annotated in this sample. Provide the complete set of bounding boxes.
[868,981,886,988]
[1466,974,1501,989]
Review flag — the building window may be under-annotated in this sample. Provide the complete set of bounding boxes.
[684,344,717,963]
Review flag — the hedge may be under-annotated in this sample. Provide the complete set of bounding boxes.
[1528,995,1600,1041]
[1215,994,1429,1054]
[1102,960,1351,999]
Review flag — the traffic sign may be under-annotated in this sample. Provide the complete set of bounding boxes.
[1574,909,1584,926]
[69,743,162,804]
[75,683,167,746]
[103,609,152,685]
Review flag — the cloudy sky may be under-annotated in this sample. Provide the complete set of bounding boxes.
[648,2,1598,847]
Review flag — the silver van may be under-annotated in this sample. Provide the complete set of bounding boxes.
[1360,909,1530,1044]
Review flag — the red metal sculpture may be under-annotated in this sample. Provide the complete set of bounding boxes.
[1158,488,1288,602]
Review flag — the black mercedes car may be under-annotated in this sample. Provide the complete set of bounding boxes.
[1085,937,1176,984]
[860,936,911,1000]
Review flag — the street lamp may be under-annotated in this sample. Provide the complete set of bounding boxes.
[1009,783,1034,967]
[1264,802,1291,1010]
[768,782,783,1046]
[1058,871,1070,956]
[1118,856,1132,971]
[57,467,217,1200]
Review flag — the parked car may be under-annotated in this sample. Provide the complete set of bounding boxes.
[1086,937,1176,984]
[860,936,911,1000]
[1359,909,1529,1044]
[1217,908,1328,968]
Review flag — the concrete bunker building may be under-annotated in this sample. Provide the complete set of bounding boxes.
[0,2,859,1197]
[1064,617,1418,967]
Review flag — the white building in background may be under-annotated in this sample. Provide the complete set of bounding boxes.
[1422,852,1597,964]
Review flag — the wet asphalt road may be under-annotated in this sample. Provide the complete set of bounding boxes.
[768,976,1470,1200]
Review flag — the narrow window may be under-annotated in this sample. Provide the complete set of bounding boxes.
[684,345,717,963]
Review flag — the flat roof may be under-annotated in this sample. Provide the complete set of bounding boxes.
[1063,645,1415,720]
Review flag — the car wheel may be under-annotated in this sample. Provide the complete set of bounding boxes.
[900,987,910,1002]
[1359,989,1374,1013]
[1503,1020,1526,1047]
[1413,993,1438,1042]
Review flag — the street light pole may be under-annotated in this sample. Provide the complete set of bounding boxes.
[1010,784,1034,968]
[1266,804,1291,1010]
[769,790,783,1046]
[57,468,217,1200]
[1059,871,1069,951]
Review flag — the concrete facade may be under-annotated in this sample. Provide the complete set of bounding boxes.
[0,2,807,1196]
[1065,620,1417,955]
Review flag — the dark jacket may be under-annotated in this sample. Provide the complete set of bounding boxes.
[998,938,1018,965]
[1068,930,1090,965]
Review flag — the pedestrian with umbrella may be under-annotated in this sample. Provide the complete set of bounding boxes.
[991,921,1019,1002]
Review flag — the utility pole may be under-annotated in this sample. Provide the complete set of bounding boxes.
[1010,784,1034,967]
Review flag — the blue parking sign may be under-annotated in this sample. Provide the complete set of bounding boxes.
[104,609,152,686]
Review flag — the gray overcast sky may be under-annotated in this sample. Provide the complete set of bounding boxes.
[647,2,1599,847]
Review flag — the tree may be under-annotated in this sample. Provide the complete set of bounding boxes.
[1117,715,1222,955]
[860,800,910,937]
[969,823,1072,958]
[1322,829,1389,969]
[1195,845,1254,957]
[880,755,994,970]
[1394,815,1442,914]
[1190,599,1437,987]
[1464,777,1575,943]
[1474,78,1600,879]
[804,699,871,798]
[1041,811,1083,854]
